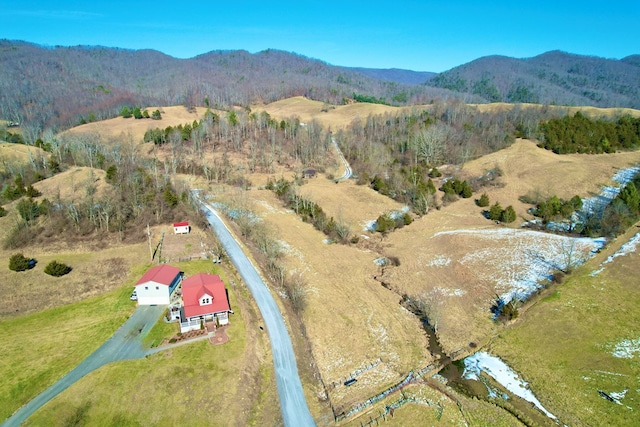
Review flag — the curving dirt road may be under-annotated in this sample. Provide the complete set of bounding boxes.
[197,196,315,427]
[332,137,352,181]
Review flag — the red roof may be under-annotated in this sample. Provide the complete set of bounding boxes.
[182,273,230,319]
[136,264,181,286]
[173,222,189,227]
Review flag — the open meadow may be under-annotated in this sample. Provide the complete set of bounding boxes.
[489,223,640,426]
[2,99,640,425]
[18,260,281,426]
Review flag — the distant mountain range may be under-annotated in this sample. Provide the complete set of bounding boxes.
[427,50,640,108]
[1,39,638,132]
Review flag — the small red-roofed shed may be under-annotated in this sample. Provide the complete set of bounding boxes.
[173,221,190,234]
[180,273,231,332]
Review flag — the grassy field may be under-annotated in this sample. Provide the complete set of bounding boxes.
[62,106,212,143]
[3,259,280,425]
[0,143,47,173]
[0,284,137,421]
[4,98,640,425]
[488,225,640,426]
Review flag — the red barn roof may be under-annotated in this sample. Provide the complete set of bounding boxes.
[173,222,189,227]
[182,273,230,319]
[136,264,181,286]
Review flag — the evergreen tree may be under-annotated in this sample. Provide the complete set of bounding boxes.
[44,260,72,276]
[489,202,503,221]
[9,253,31,271]
[501,205,517,223]
[477,193,490,207]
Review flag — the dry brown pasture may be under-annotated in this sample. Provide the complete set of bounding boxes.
[239,188,430,411]
[0,143,48,173]
[471,102,640,118]
[206,133,640,419]
[63,106,211,142]
[252,96,405,130]
[254,97,640,133]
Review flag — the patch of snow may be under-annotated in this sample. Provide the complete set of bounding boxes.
[609,389,628,405]
[427,255,451,267]
[434,286,465,297]
[591,231,640,276]
[436,228,604,302]
[464,352,558,420]
[612,337,640,359]
[579,166,640,218]
[363,219,377,232]
[603,232,640,265]
[364,206,410,231]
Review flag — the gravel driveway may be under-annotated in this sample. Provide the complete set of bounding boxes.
[198,196,316,427]
[3,305,165,427]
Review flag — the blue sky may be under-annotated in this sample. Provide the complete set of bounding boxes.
[2,1,639,72]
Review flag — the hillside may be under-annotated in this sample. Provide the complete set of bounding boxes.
[348,67,436,84]
[427,50,640,108]
[0,40,450,132]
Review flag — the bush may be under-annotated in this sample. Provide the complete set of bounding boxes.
[488,202,503,221]
[9,253,33,272]
[44,260,72,277]
[428,167,442,178]
[477,193,490,207]
[0,205,6,217]
[501,205,517,223]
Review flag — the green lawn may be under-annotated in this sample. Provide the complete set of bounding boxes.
[0,285,136,421]
[490,239,640,426]
[3,258,279,425]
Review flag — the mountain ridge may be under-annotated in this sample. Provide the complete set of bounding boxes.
[1,39,639,133]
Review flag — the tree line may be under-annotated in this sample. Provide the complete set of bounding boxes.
[538,112,640,154]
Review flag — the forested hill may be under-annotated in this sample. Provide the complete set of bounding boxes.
[348,67,436,85]
[0,40,452,132]
[427,50,640,108]
[2,40,639,135]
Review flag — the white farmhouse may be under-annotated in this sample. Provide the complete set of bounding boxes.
[134,264,182,305]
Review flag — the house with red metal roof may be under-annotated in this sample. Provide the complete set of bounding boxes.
[134,264,182,305]
[180,273,231,332]
[173,221,190,234]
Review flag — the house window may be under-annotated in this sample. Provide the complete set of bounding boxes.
[201,297,210,305]
[155,286,159,290]
[145,286,149,290]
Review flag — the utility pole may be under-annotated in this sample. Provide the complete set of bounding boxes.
[147,223,153,261]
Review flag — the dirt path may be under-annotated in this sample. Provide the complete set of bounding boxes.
[197,195,315,427]
[2,305,165,427]
[333,137,352,181]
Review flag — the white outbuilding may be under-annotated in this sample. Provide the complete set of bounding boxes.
[134,264,182,305]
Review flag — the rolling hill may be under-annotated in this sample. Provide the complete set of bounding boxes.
[427,50,640,108]
[0,40,449,131]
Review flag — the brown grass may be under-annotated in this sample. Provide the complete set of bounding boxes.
[63,106,212,142]
[254,97,640,132]
[234,187,430,411]
[0,143,48,173]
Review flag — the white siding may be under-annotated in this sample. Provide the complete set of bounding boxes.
[174,225,189,234]
[135,280,171,305]
[217,312,229,325]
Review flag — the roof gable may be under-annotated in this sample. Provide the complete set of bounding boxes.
[182,273,230,318]
[136,264,181,286]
